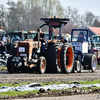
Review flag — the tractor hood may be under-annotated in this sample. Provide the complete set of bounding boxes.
[17,40,41,60]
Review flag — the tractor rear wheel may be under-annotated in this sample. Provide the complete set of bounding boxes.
[83,54,97,72]
[45,42,63,73]
[37,56,46,74]
[60,43,74,73]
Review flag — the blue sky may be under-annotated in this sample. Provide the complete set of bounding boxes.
[0,0,100,16]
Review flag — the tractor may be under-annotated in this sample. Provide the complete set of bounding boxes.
[0,27,7,67]
[91,35,100,65]
[0,27,6,43]
[7,17,75,74]
[92,35,100,47]
[71,29,97,72]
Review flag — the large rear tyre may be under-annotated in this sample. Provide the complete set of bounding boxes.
[84,54,97,72]
[7,57,16,73]
[60,43,74,73]
[45,42,63,73]
[37,56,46,74]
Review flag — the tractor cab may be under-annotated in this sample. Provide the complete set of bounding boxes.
[91,35,100,65]
[92,35,100,47]
[26,31,37,40]
[6,31,28,54]
[71,29,89,54]
[7,31,28,44]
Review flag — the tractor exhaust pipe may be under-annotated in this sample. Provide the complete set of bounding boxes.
[37,28,40,49]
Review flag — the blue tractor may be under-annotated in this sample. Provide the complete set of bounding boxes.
[71,29,97,72]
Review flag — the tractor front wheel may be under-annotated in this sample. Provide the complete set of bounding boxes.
[37,56,46,74]
[7,57,16,73]
[75,60,81,73]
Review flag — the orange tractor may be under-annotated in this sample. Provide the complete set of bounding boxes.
[7,17,74,74]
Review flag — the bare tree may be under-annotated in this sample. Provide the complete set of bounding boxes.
[0,4,6,28]
[3,0,100,32]
[80,11,95,28]
[5,1,18,31]
[42,0,64,17]
[64,6,80,26]
[92,19,100,27]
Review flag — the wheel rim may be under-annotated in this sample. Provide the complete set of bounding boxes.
[57,47,62,68]
[93,58,96,68]
[41,59,45,71]
[66,47,73,70]
[77,62,80,72]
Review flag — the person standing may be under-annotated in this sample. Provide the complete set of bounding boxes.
[0,41,7,59]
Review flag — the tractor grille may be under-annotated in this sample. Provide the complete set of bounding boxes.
[18,45,29,57]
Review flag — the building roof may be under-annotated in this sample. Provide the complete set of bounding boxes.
[88,27,100,35]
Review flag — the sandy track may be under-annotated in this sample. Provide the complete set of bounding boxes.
[14,93,100,100]
[0,69,100,100]
[0,70,100,83]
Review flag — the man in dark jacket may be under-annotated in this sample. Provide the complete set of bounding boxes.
[0,41,7,59]
[77,32,85,42]
[61,36,67,42]
[34,28,45,53]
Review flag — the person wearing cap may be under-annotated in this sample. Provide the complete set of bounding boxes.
[34,28,45,42]
[61,36,67,42]
[77,32,85,41]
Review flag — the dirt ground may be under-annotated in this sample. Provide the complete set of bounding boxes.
[13,93,100,100]
[0,67,100,100]
[0,69,100,83]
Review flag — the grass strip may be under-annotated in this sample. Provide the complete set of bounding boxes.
[0,79,100,97]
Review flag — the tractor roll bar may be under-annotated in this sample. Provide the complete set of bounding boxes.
[37,23,53,48]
